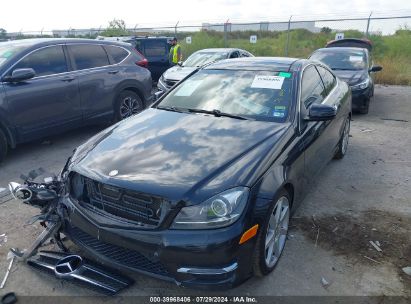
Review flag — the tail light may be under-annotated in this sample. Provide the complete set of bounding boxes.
[133,49,149,68]
[136,58,149,68]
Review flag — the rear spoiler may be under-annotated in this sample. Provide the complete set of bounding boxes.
[326,38,372,51]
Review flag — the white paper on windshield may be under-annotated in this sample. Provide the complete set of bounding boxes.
[174,80,203,96]
[251,75,285,90]
[349,56,363,62]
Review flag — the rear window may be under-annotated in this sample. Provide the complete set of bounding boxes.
[68,44,110,70]
[143,40,167,57]
[105,45,129,64]
[310,50,367,71]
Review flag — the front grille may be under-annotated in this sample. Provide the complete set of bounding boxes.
[71,174,166,227]
[68,225,170,277]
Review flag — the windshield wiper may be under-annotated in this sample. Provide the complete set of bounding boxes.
[186,108,251,120]
[156,106,188,113]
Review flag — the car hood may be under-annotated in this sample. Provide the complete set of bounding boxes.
[162,66,197,81]
[69,108,290,204]
[333,69,368,86]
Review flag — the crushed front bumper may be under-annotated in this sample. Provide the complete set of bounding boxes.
[61,196,256,289]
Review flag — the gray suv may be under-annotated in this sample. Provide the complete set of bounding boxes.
[0,38,153,162]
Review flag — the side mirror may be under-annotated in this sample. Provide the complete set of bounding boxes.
[154,90,165,101]
[177,61,183,66]
[4,68,36,82]
[369,65,383,72]
[305,104,337,121]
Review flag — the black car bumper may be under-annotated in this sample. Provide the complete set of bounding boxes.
[61,196,258,289]
[351,86,372,111]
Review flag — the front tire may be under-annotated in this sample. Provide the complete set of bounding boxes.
[334,117,350,160]
[0,128,8,163]
[115,90,144,121]
[358,97,370,114]
[253,189,291,276]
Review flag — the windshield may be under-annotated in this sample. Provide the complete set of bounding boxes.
[310,50,367,70]
[158,69,294,122]
[0,43,27,68]
[183,51,228,67]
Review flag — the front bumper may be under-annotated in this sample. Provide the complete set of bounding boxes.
[60,196,257,289]
[350,86,372,110]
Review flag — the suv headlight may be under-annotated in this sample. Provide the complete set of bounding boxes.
[351,78,370,91]
[171,187,249,229]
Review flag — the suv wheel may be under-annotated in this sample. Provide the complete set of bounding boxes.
[0,129,8,163]
[115,90,143,121]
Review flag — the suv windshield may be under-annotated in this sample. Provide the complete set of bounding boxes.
[183,51,228,67]
[0,43,28,68]
[310,50,367,71]
[158,69,293,122]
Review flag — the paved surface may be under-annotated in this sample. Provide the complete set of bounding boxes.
[0,85,410,298]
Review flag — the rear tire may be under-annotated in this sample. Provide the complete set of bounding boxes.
[253,189,291,277]
[114,90,144,121]
[334,117,350,160]
[0,128,8,163]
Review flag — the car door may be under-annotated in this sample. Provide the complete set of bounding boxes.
[67,44,117,122]
[298,65,331,188]
[3,44,81,142]
[141,39,170,80]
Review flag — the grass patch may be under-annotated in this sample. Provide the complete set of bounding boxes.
[176,28,411,85]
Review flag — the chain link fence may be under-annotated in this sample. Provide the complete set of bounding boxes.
[4,13,411,84]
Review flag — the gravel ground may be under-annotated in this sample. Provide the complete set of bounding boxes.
[0,85,410,300]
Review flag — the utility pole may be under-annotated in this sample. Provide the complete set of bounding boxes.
[175,21,179,37]
[224,19,230,48]
[366,11,372,37]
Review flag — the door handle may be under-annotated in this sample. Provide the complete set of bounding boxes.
[61,77,75,82]
[108,70,119,74]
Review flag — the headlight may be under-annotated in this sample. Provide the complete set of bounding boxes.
[351,78,370,90]
[171,187,249,229]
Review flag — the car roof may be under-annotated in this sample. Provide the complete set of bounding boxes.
[204,57,301,71]
[313,47,367,53]
[195,48,241,52]
[1,38,132,48]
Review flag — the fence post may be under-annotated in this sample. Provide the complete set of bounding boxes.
[224,19,229,48]
[175,21,179,38]
[365,12,372,37]
[285,15,292,56]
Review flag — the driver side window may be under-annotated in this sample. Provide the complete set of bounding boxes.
[300,66,326,123]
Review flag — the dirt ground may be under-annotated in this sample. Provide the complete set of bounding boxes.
[0,85,410,301]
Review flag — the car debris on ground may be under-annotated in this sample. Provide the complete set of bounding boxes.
[321,277,330,289]
[0,234,7,247]
[369,240,382,252]
[0,252,15,289]
[402,267,411,276]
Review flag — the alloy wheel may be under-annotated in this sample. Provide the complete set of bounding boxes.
[264,196,290,268]
[120,96,142,119]
[341,119,350,155]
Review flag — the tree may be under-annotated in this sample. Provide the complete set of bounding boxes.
[100,19,130,37]
[0,28,7,40]
[321,27,332,34]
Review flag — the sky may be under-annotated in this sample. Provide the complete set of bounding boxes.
[1,0,410,32]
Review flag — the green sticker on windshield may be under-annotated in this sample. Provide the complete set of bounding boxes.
[275,106,286,110]
[279,72,291,78]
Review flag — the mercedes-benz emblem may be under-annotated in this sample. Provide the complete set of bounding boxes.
[54,255,83,277]
[109,170,119,177]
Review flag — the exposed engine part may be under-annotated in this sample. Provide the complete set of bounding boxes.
[27,251,133,295]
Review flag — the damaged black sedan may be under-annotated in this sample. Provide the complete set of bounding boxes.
[11,57,351,290]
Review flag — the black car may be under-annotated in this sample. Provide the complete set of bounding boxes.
[310,45,382,114]
[0,38,153,162]
[17,57,351,290]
